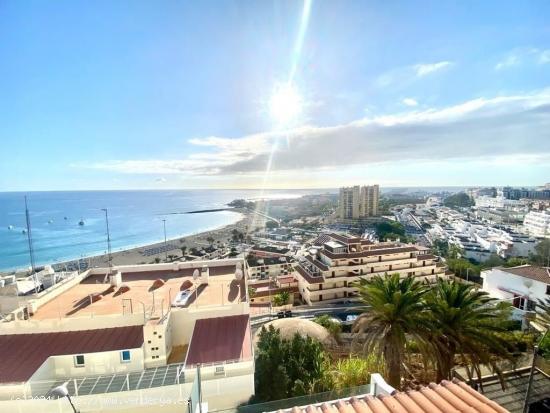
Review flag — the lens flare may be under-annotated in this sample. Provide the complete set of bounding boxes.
[269,83,303,126]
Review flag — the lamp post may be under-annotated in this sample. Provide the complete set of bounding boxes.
[162,219,168,262]
[49,382,78,413]
[101,208,112,275]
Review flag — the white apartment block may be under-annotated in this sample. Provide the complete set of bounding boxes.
[0,259,254,413]
[295,233,447,305]
[523,210,550,238]
[481,265,550,326]
[338,185,379,220]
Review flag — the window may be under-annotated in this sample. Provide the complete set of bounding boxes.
[120,350,131,363]
[547,285,550,295]
[74,355,85,367]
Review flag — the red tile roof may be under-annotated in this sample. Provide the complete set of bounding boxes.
[296,265,324,284]
[499,265,550,284]
[0,326,144,383]
[278,380,508,413]
[185,314,252,366]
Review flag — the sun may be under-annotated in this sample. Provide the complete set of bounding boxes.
[269,83,303,126]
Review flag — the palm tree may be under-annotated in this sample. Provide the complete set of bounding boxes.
[427,279,511,384]
[536,297,550,329]
[352,273,431,389]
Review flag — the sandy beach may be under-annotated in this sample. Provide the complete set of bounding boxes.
[51,210,264,271]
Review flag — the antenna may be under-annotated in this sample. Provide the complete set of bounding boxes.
[101,208,113,275]
[24,197,38,293]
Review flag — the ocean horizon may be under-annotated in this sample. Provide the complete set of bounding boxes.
[0,189,327,271]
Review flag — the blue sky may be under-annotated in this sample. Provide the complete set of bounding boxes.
[1,0,549,191]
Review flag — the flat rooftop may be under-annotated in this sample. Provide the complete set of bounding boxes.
[32,264,246,319]
[185,314,252,366]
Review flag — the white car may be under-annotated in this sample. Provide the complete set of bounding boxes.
[172,289,192,307]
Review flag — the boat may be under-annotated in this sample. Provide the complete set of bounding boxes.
[7,225,14,230]
[78,218,85,226]
[48,219,54,224]
[22,229,27,234]
[64,217,68,220]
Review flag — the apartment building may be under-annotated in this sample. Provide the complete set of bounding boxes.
[481,265,550,327]
[0,258,254,412]
[338,185,379,220]
[523,210,550,238]
[295,233,447,305]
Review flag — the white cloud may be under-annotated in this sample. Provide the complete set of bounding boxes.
[402,98,418,107]
[414,61,452,76]
[80,89,550,178]
[495,54,520,70]
[539,50,550,64]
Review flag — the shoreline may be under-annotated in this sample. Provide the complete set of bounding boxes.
[5,210,260,273]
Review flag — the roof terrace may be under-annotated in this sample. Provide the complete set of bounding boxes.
[31,264,246,320]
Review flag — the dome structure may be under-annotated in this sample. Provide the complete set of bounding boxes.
[253,318,336,347]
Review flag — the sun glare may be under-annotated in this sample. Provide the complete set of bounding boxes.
[269,83,303,126]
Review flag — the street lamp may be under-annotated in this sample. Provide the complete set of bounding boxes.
[162,219,168,262]
[101,208,113,275]
[49,382,78,412]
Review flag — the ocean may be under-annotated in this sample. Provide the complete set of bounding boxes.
[0,189,326,271]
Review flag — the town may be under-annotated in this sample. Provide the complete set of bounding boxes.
[1,183,549,413]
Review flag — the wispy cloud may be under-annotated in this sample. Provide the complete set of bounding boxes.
[80,89,550,177]
[376,60,453,88]
[495,54,520,70]
[402,98,418,107]
[495,47,550,70]
[414,61,452,76]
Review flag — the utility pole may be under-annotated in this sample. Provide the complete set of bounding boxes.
[24,196,38,293]
[162,219,168,262]
[101,209,113,275]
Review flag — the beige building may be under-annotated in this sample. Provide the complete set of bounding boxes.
[0,259,255,412]
[296,233,447,305]
[338,185,379,219]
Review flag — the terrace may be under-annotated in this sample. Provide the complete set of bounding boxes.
[31,264,246,320]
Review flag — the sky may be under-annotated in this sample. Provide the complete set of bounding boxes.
[1,0,549,191]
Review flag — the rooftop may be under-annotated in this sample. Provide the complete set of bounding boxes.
[497,265,550,284]
[0,326,144,383]
[185,314,252,366]
[278,379,508,413]
[31,264,246,319]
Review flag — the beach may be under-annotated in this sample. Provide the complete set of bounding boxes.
[50,209,266,271]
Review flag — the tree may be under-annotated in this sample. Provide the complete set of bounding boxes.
[536,297,550,329]
[530,239,550,266]
[482,253,505,269]
[505,257,530,267]
[314,314,342,343]
[448,243,464,259]
[443,192,474,209]
[375,221,406,242]
[426,279,511,384]
[265,220,279,229]
[180,246,187,257]
[206,236,215,246]
[272,291,290,306]
[254,326,328,402]
[352,274,431,389]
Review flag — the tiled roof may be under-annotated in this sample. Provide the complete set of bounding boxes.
[277,379,509,413]
[0,326,144,383]
[296,265,324,284]
[185,314,251,366]
[499,265,550,284]
[304,254,330,271]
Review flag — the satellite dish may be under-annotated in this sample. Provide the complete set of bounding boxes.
[236,261,243,270]
[235,268,243,281]
[193,269,200,280]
